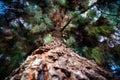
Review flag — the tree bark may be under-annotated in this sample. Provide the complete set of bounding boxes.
[8,37,118,80]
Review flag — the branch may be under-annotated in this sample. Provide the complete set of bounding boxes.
[60,18,72,32]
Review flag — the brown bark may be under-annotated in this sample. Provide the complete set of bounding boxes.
[8,37,118,80]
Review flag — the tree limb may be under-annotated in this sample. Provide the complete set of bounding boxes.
[60,18,72,32]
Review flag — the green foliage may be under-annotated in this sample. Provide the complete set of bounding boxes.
[24,3,52,33]
[91,47,104,64]
[30,14,51,33]
[44,17,51,25]
[102,53,114,63]
[31,24,47,33]
[34,12,51,25]
[81,47,104,64]
[73,11,80,18]
[34,11,42,24]
[64,23,76,31]
[59,0,66,6]
[43,34,52,44]
[0,40,27,79]
[87,9,97,19]
[97,0,120,25]
[73,13,88,25]
[86,25,113,36]
[24,3,40,14]
[82,46,90,58]
[82,46,89,53]
[65,36,76,47]
[72,46,82,55]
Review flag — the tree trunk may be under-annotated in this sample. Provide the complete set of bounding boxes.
[8,37,118,80]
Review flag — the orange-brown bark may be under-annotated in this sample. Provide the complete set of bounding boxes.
[8,37,118,80]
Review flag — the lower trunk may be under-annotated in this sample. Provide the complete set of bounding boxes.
[7,37,118,80]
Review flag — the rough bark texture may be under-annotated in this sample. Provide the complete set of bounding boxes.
[8,37,118,80]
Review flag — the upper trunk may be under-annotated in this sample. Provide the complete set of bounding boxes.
[7,37,118,80]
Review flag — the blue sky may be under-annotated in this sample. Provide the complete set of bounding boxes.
[0,1,8,15]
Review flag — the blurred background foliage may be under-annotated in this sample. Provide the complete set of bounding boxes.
[0,0,120,79]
